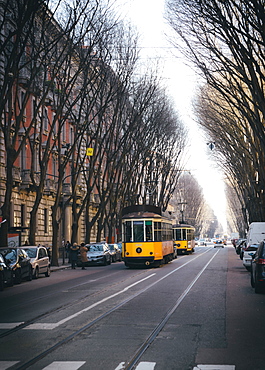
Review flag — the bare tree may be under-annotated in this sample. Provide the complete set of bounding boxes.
[166,0,265,223]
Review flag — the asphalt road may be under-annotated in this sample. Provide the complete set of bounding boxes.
[0,244,265,370]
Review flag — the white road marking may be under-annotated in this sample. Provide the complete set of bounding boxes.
[0,361,20,369]
[136,362,156,369]
[0,322,24,329]
[115,362,126,370]
[42,361,86,369]
[1,248,213,331]
[115,362,156,370]
[24,274,156,330]
[194,366,235,370]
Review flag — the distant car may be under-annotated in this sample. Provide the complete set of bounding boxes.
[21,246,51,279]
[250,240,265,293]
[214,240,224,248]
[108,244,122,262]
[198,239,206,246]
[0,248,32,284]
[0,253,14,291]
[77,242,112,266]
[243,244,258,271]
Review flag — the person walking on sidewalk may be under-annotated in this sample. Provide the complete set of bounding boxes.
[80,243,88,270]
[70,242,79,269]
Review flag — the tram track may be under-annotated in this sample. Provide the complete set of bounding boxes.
[3,247,217,370]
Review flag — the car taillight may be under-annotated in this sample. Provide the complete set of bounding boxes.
[257,258,265,264]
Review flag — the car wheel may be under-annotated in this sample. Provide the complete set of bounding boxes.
[103,257,108,266]
[108,257,111,265]
[0,273,4,291]
[15,269,22,284]
[254,281,263,294]
[27,267,33,281]
[251,270,255,288]
[9,273,14,287]
[33,267,39,279]
[45,266,51,277]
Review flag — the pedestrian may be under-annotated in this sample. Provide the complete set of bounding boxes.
[65,240,71,259]
[80,242,88,270]
[70,242,79,269]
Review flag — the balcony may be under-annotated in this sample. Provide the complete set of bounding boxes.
[20,170,40,189]
[44,178,56,195]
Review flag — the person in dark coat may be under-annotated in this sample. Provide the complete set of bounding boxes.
[80,243,88,270]
[70,242,79,269]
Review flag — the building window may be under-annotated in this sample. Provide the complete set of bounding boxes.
[21,204,26,227]
[44,107,48,131]
[44,208,48,233]
[20,141,26,170]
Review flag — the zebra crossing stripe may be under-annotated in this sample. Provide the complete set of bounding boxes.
[42,361,86,369]
[136,362,156,370]
[115,362,156,370]
[194,366,235,370]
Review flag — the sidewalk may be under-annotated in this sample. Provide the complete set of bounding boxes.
[50,258,71,272]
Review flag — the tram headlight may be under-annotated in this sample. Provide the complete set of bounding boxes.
[136,247,142,253]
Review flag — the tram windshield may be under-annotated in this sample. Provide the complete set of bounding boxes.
[123,219,172,242]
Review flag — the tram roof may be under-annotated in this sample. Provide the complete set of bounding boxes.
[172,223,195,229]
[122,211,164,220]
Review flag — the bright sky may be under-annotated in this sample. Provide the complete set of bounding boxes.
[115,0,227,233]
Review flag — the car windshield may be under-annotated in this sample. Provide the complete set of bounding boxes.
[109,245,115,250]
[23,248,37,258]
[89,245,104,252]
[1,249,17,264]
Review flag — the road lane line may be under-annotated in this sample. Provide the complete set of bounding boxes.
[1,249,213,331]
[24,249,214,330]
[0,361,20,369]
[0,322,24,329]
[24,274,156,330]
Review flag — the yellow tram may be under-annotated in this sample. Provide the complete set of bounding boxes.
[122,205,174,268]
[173,223,195,255]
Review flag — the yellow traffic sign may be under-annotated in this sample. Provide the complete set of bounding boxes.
[86,148,94,156]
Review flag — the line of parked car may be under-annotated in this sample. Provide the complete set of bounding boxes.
[233,238,265,294]
[76,242,122,267]
[0,245,51,291]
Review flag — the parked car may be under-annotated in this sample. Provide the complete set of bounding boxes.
[108,243,122,262]
[0,253,14,291]
[235,239,246,255]
[250,240,265,293]
[77,242,112,266]
[243,244,258,271]
[0,248,32,284]
[21,246,51,279]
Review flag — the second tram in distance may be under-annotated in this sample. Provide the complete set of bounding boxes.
[122,205,175,268]
[173,223,195,255]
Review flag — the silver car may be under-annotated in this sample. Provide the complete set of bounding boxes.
[22,246,51,279]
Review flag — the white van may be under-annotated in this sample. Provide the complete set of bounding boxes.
[241,222,265,260]
[246,222,265,246]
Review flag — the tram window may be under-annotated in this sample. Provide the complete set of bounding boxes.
[125,221,132,242]
[145,220,153,241]
[133,221,144,241]
[175,229,182,240]
[183,229,187,240]
[154,222,161,241]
